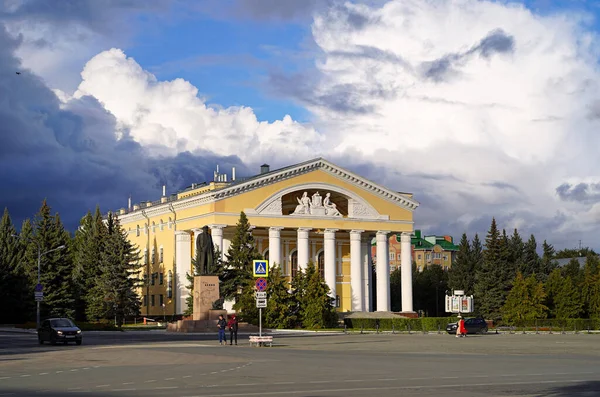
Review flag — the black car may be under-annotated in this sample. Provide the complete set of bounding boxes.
[38,318,83,345]
[446,317,488,335]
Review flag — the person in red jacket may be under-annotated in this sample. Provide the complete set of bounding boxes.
[227,314,239,345]
[457,316,467,338]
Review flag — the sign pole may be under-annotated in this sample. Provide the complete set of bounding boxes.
[259,308,262,337]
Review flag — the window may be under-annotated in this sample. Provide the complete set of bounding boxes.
[136,225,140,237]
[443,255,448,261]
[152,221,156,233]
[151,248,155,264]
[159,247,164,263]
[389,252,396,261]
[168,217,172,229]
[151,273,156,286]
[291,250,298,278]
[317,251,325,279]
[151,295,155,306]
[390,265,396,271]
[159,273,164,285]
[159,294,164,306]
[335,295,340,308]
[426,253,431,260]
[143,295,148,306]
[144,249,148,264]
[159,220,164,231]
[418,254,422,260]
[434,253,441,259]
[143,273,148,285]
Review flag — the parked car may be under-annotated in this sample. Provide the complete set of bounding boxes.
[446,317,488,335]
[38,318,82,345]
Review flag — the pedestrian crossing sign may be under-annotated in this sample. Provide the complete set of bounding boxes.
[253,260,269,277]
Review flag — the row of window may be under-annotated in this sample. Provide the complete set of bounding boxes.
[143,248,164,264]
[135,219,174,236]
[143,294,166,307]
[388,252,449,261]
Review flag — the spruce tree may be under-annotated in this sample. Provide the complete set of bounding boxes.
[265,265,297,328]
[562,258,582,283]
[470,233,484,274]
[544,268,563,318]
[0,209,31,323]
[475,218,506,320]
[221,212,262,300]
[87,213,142,325]
[448,233,473,294]
[72,207,108,321]
[299,262,337,329]
[541,240,557,277]
[554,276,582,319]
[509,228,524,267]
[582,255,600,318]
[502,272,547,324]
[25,201,75,319]
[521,235,542,279]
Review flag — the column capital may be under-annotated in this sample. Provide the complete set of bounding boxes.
[400,232,412,243]
[376,230,391,235]
[208,224,227,230]
[297,227,312,232]
[324,228,338,234]
[175,231,191,242]
[350,230,363,241]
[324,229,337,240]
[269,226,284,231]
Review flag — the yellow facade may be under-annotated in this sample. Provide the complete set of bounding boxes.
[116,158,418,316]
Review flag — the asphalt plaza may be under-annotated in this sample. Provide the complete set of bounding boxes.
[1,330,599,396]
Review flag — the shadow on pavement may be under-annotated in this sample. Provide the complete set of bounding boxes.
[543,381,600,396]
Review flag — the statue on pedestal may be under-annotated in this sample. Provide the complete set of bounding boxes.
[196,225,215,275]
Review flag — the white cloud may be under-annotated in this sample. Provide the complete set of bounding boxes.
[72,49,324,165]
[297,0,600,244]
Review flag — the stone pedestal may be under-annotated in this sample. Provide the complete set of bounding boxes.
[192,275,220,321]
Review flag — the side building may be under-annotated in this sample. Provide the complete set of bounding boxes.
[113,158,419,317]
[372,230,459,272]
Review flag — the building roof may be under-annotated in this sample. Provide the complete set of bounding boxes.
[555,257,587,268]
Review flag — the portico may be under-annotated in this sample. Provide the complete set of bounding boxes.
[118,158,419,316]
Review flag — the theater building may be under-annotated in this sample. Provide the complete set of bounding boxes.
[115,158,419,317]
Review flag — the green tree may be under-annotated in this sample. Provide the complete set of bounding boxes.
[582,255,600,318]
[555,247,596,259]
[508,228,524,266]
[0,208,31,323]
[502,272,547,324]
[299,262,337,329]
[562,258,582,283]
[23,201,75,319]
[220,212,262,301]
[448,233,473,294]
[521,235,542,279]
[72,206,107,321]
[540,240,557,280]
[544,268,563,318]
[265,266,297,329]
[475,218,506,320]
[470,233,484,275]
[86,213,142,325]
[553,276,582,319]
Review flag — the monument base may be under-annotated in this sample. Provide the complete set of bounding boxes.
[397,311,419,318]
[192,275,220,321]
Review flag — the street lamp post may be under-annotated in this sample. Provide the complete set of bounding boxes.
[12,235,65,329]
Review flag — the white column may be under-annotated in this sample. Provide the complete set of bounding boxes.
[175,231,191,315]
[376,231,390,311]
[362,235,373,312]
[324,229,338,299]
[297,228,311,271]
[401,232,414,312]
[209,224,226,260]
[269,227,283,267]
[350,230,364,312]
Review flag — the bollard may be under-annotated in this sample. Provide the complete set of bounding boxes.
[438,325,441,335]
[549,325,552,334]
[376,323,380,334]
[392,324,395,334]
[361,324,364,334]
[344,324,347,334]
[561,326,565,335]
[574,324,578,334]
[408,323,411,335]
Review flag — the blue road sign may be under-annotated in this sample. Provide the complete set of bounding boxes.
[35,284,43,292]
[253,260,269,277]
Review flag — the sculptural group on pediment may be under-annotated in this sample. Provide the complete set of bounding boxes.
[292,191,341,217]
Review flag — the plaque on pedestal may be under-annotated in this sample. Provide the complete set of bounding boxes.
[193,275,220,321]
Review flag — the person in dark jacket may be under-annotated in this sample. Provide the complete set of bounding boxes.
[227,315,239,345]
[217,314,227,345]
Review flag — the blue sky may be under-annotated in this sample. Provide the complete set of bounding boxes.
[2,0,600,249]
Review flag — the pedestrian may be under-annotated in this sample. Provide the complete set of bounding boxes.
[457,316,467,338]
[227,314,239,345]
[217,314,227,345]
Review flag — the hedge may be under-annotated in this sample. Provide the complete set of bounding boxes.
[343,317,456,331]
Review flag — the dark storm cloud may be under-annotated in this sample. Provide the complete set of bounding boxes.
[421,29,515,82]
[556,182,600,204]
[0,24,247,231]
[587,100,600,120]
[0,0,172,32]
